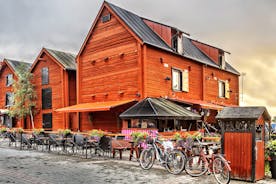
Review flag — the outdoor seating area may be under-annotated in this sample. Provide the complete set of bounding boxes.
[0,127,221,160]
[0,128,136,160]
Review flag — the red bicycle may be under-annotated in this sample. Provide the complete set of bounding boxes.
[184,138,231,184]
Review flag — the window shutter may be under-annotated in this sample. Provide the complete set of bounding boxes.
[182,70,189,92]
[225,80,230,99]
[42,88,52,109]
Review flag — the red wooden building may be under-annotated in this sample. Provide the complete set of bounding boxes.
[57,2,240,132]
[0,59,31,128]
[30,48,77,130]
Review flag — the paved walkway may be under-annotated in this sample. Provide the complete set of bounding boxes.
[0,144,275,183]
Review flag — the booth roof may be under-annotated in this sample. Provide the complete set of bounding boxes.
[119,97,201,120]
[216,106,271,121]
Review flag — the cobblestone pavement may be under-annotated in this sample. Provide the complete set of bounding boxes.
[0,141,275,184]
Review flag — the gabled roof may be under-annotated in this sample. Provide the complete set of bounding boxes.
[119,97,201,120]
[2,59,31,73]
[106,2,171,51]
[31,48,76,72]
[216,107,271,121]
[45,48,76,70]
[105,2,239,75]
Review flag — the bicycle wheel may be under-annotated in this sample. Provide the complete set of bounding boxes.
[139,148,155,170]
[185,155,208,176]
[213,157,230,184]
[165,150,186,175]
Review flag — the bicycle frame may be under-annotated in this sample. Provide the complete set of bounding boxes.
[197,143,231,173]
[148,139,170,164]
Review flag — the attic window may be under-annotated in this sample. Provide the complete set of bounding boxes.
[102,14,111,23]
[218,53,226,69]
[172,35,178,51]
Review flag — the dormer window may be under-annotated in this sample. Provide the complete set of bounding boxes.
[172,35,178,52]
[218,52,226,69]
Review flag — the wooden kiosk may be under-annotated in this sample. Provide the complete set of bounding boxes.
[216,107,271,182]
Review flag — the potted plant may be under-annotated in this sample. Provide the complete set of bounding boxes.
[33,128,45,135]
[89,129,105,140]
[63,129,72,137]
[0,127,7,134]
[131,132,148,146]
[16,127,24,134]
[266,139,276,179]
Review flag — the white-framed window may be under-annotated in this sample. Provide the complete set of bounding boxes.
[6,74,13,87]
[172,68,189,92]
[172,69,181,91]
[218,80,230,98]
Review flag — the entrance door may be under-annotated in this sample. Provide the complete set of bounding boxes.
[224,132,252,180]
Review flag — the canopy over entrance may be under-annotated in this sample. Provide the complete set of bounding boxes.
[119,97,201,120]
[55,100,135,113]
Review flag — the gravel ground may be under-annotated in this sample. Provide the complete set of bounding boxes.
[0,139,275,184]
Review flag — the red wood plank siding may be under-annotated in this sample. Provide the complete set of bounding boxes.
[144,46,239,106]
[143,19,172,46]
[224,132,252,181]
[78,7,140,103]
[0,62,23,128]
[145,46,203,100]
[31,52,76,130]
[255,141,265,180]
[77,7,140,132]
[192,40,219,64]
[0,64,15,110]
[204,67,239,106]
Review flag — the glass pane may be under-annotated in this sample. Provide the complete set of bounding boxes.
[172,69,180,90]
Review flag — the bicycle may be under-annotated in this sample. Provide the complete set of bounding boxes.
[184,138,231,184]
[139,133,186,175]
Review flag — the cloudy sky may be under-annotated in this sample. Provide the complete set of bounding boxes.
[1,0,276,117]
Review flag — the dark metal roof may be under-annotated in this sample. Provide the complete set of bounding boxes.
[106,2,171,51]
[106,2,239,75]
[119,97,201,120]
[45,48,76,71]
[5,59,31,72]
[183,36,218,68]
[216,107,271,120]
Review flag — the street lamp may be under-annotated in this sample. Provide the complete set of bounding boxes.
[241,72,246,103]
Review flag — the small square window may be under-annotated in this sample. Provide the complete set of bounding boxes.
[101,14,111,23]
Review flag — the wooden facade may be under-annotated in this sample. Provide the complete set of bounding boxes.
[0,59,31,128]
[30,48,76,130]
[74,2,240,132]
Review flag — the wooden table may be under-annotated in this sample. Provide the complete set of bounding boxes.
[111,140,130,159]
